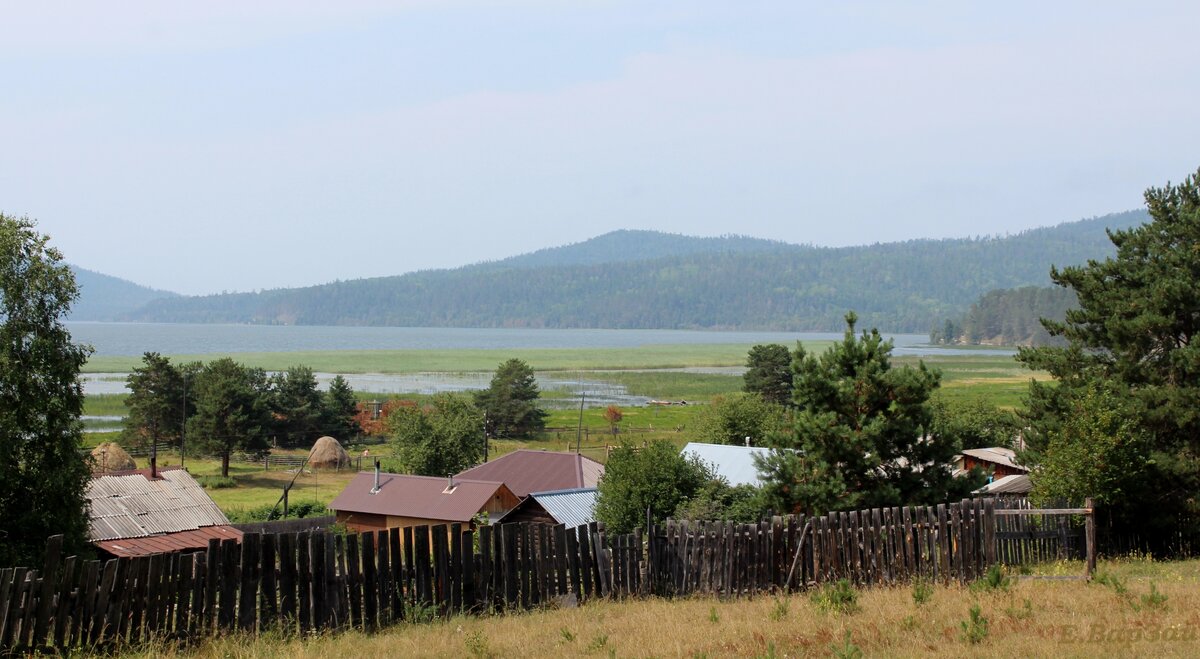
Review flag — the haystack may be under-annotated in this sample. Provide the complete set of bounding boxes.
[308,436,351,470]
[91,442,136,473]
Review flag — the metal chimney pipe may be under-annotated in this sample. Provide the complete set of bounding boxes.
[371,458,381,494]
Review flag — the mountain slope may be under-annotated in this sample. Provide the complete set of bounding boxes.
[479,230,790,270]
[69,266,179,321]
[121,211,1146,332]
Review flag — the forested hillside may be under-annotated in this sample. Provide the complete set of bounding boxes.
[932,286,1077,346]
[68,266,178,321]
[121,211,1145,332]
[478,230,790,270]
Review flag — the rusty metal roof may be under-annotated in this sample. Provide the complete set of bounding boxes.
[960,447,1028,472]
[455,450,604,497]
[86,467,233,542]
[94,525,243,558]
[329,472,514,523]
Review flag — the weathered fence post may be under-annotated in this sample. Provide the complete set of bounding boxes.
[1085,497,1097,580]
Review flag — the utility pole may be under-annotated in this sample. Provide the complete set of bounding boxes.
[180,372,188,469]
[575,378,586,454]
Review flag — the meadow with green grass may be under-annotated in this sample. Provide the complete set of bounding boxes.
[82,342,827,375]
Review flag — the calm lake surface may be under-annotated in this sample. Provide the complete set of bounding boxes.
[70,322,1011,400]
[67,322,992,357]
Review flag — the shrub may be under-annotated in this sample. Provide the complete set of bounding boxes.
[959,604,989,644]
[830,631,864,659]
[1138,582,1168,611]
[911,577,933,605]
[970,564,1011,593]
[197,475,237,489]
[811,579,860,615]
[769,597,789,621]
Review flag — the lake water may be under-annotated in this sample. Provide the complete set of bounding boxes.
[70,322,1011,401]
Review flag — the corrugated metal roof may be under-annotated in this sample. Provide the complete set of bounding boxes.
[681,442,779,487]
[329,472,514,523]
[960,447,1028,472]
[456,450,604,497]
[86,468,232,541]
[530,488,599,528]
[974,474,1032,495]
[94,525,243,558]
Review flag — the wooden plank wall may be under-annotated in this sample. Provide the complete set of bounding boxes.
[1,497,1093,653]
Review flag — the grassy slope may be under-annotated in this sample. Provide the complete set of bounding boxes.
[111,557,1200,658]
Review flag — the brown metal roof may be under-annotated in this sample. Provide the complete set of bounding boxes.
[329,472,514,523]
[86,467,233,541]
[455,450,605,497]
[94,525,243,558]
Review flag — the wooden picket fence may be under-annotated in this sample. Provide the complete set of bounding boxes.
[0,498,1094,653]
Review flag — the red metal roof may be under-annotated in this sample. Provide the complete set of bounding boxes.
[329,472,514,523]
[94,525,243,558]
[455,450,604,497]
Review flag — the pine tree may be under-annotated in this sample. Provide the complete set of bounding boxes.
[269,366,324,447]
[322,375,360,441]
[758,312,974,515]
[1019,167,1200,548]
[123,352,186,453]
[188,358,272,477]
[743,343,793,405]
[474,359,547,438]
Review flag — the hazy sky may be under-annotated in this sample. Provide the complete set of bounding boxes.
[4,1,1198,295]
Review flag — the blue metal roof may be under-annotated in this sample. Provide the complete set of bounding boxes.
[527,487,599,528]
[681,442,779,487]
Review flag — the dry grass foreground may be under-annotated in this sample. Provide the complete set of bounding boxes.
[104,557,1200,658]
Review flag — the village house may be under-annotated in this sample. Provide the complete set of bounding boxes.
[329,469,519,534]
[680,442,779,487]
[454,449,604,498]
[954,447,1029,480]
[496,487,599,527]
[86,466,242,558]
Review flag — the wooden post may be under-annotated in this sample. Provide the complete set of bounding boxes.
[1085,497,1097,580]
[361,531,377,630]
[33,534,63,647]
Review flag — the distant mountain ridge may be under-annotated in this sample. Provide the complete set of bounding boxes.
[118,211,1147,332]
[68,266,178,321]
[476,230,791,270]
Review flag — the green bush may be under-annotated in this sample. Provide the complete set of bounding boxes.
[811,579,860,615]
[970,564,1011,593]
[197,475,237,489]
[911,577,933,605]
[959,604,989,644]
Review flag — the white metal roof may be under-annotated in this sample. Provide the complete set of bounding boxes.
[680,442,781,487]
